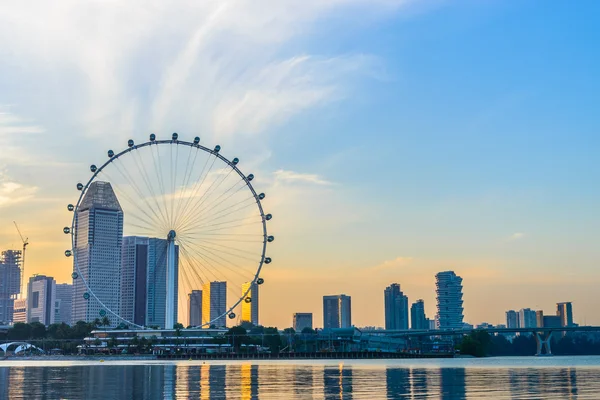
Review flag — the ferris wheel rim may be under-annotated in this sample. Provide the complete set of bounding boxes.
[68,136,269,330]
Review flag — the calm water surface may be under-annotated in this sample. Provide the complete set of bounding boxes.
[1,357,599,399]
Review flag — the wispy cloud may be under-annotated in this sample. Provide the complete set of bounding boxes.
[273,169,333,186]
[508,232,526,241]
[0,108,44,136]
[0,173,38,208]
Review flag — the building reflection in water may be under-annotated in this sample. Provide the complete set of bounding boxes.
[323,363,353,399]
[240,363,259,400]
[440,368,466,399]
[385,368,410,398]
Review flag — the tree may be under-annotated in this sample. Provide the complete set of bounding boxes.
[101,316,111,329]
[7,323,32,340]
[226,326,248,352]
[93,318,101,329]
[458,330,491,357]
[30,322,47,339]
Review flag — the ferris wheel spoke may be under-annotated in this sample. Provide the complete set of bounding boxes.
[176,154,218,228]
[110,159,166,230]
[181,238,258,277]
[184,220,264,235]
[193,241,261,264]
[172,145,198,230]
[178,236,254,278]
[179,195,257,233]
[193,237,263,257]
[178,241,224,284]
[151,143,172,229]
[180,166,235,228]
[191,215,262,231]
[189,176,247,224]
[98,169,163,232]
[131,148,170,231]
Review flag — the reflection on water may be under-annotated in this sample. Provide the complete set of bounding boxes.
[1,359,600,399]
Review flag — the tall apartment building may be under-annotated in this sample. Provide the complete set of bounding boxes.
[241,282,259,326]
[506,310,520,329]
[556,302,573,327]
[188,290,202,327]
[519,308,537,328]
[27,275,55,325]
[72,182,123,326]
[410,299,427,330]
[435,271,464,330]
[54,283,72,325]
[121,236,179,328]
[293,313,313,332]
[12,298,27,324]
[384,283,409,330]
[202,281,227,328]
[0,250,22,324]
[323,294,352,329]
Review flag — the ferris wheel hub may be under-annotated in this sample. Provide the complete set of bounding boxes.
[167,230,176,241]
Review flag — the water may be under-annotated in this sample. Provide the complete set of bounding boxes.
[1,357,600,399]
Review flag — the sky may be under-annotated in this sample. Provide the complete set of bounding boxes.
[0,0,599,328]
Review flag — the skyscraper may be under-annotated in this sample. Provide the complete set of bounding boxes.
[435,271,464,330]
[54,283,72,325]
[27,275,55,325]
[384,284,409,330]
[121,236,179,328]
[72,181,123,326]
[146,238,178,329]
[202,281,227,328]
[506,310,520,329]
[519,308,537,328]
[410,299,427,330]
[323,294,352,329]
[293,313,313,332]
[12,298,27,324]
[0,250,21,324]
[189,290,202,327]
[556,302,573,327]
[241,282,259,326]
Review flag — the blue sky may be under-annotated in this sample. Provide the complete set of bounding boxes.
[0,0,599,327]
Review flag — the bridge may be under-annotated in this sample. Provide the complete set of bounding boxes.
[370,326,600,356]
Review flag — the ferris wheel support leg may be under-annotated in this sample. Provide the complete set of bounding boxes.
[166,230,177,329]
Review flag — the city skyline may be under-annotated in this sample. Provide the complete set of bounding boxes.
[1,1,599,329]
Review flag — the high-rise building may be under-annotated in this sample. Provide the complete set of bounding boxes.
[293,313,313,332]
[54,283,72,325]
[535,310,544,328]
[241,282,259,326]
[556,302,573,327]
[72,181,123,326]
[435,271,464,330]
[506,310,520,329]
[323,294,352,329]
[410,299,427,330]
[146,238,178,329]
[27,275,55,325]
[0,250,22,324]
[202,281,227,328]
[519,308,537,328]
[121,236,179,328]
[384,284,409,330]
[543,315,561,328]
[188,290,202,327]
[12,298,27,324]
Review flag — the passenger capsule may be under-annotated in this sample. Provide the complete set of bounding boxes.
[264,257,272,264]
[247,174,254,181]
[99,309,106,317]
[257,278,265,285]
[258,193,265,200]
[265,214,272,221]
[232,157,239,165]
[150,133,156,141]
[71,272,78,279]
[67,204,75,212]
[128,139,134,147]
[90,165,97,173]
[214,145,221,153]
[228,312,236,319]
[193,136,200,145]
[77,183,83,191]
[267,235,274,242]
[245,297,252,303]
[108,150,114,158]
[83,292,90,300]
[65,250,72,257]
[63,227,70,234]
[172,132,178,141]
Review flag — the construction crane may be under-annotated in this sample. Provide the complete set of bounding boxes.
[13,221,29,299]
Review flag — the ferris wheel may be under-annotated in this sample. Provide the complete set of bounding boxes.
[64,133,272,329]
